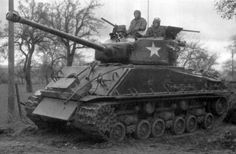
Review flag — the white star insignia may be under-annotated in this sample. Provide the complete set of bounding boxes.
[146,42,161,57]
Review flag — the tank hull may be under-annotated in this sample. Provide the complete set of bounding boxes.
[25,65,230,141]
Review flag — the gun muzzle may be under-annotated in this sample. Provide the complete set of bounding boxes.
[6,11,21,22]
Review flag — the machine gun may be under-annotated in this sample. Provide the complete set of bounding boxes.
[101,17,127,41]
[165,26,200,39]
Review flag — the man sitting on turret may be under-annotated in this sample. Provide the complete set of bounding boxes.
[146,18,166,38]
[127,10,147,37]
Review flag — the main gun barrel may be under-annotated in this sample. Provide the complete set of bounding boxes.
[6,11,106,51]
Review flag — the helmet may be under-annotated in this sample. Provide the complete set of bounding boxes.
[153,18,161,23]
[134,10,141,16]
[134,10,141,18]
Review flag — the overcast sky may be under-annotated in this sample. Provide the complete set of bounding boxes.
[1,0,236,69]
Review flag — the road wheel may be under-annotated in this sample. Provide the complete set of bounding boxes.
[135,120,151,139]
[151,118,165,138]
[212,98,228,116]
[172,116,185,135]
[185,115,197,133]
[109,122,126,142]
[202,113,214,130]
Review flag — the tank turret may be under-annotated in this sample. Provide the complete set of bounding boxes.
[6,11,195,66]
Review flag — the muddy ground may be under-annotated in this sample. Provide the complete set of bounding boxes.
[0,122,236,154]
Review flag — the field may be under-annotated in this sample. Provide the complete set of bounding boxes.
[0,84,236,153]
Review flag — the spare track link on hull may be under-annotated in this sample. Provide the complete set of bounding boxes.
[75,103,116,140]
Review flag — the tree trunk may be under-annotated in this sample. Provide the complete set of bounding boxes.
[24,52,33,92]
[25,66,33,92]
[67,53,74,66]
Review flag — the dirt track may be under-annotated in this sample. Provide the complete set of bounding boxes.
[0,123,235,154]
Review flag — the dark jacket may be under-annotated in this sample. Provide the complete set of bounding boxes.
[127,17,147,35]
[146,26,166,37]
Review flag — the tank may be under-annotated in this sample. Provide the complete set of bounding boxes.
[7,12,231,141]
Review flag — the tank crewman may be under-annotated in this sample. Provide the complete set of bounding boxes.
[146,18,166,38]
[127,10,147,37]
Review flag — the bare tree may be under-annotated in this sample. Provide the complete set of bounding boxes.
[47,0,103,66]
[215,0,236,19]
[16,0,51,92]
[1,0,103,89]
[37,40,66,84]
[0,0,50,92]
[223,36,236,80]
[222,59,236,80]
[178,41,218,73]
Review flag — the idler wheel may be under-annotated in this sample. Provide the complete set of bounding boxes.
[109,122,126,142]
[212,98,228,116]
[172,116,185,135]
[202,113,214,130]
[135,120,151,139]
[151,118,165,137]
[185,115,197,133]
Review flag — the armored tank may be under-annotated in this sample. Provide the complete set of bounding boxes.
[7,12,230,141]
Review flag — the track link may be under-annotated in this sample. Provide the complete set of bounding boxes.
[74,103,116,140]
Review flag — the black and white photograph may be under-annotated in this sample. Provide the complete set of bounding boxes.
[0,0,236,153]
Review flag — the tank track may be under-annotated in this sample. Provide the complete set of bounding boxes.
[72,94,229,141]
[25,93,229,142]
[74,103,116,140]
